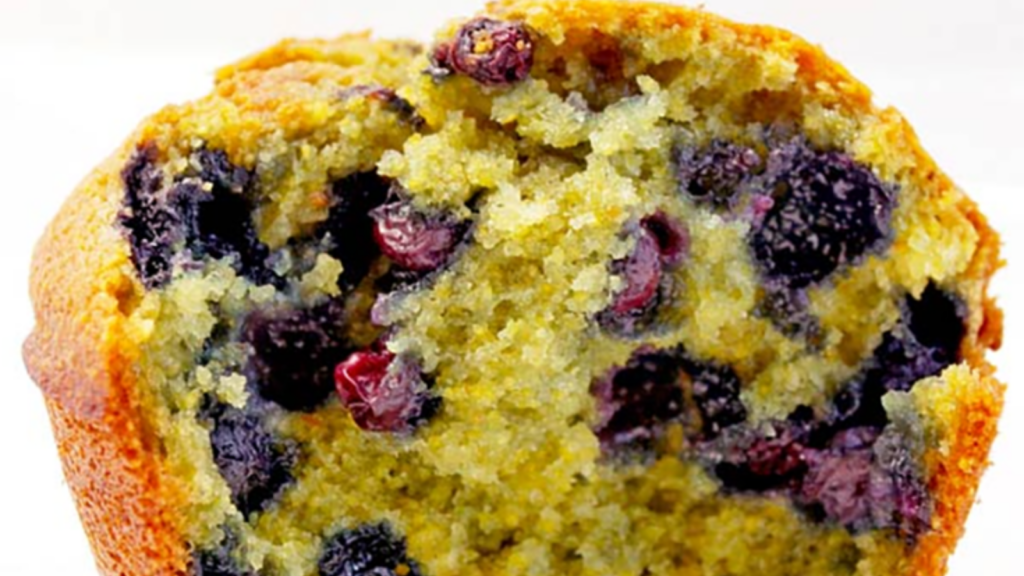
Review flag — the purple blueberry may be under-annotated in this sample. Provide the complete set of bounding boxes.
[641,211,690,267]
[675,140,761,208]
[205,405,297,517]
[750,139,895,289]
[608,227,663,316]
[370,198,462,273]
[709,418,812,492]
[431,18,534,86]
[683,359,748,436]
[318,523,422,576]
[592,349,686,450]
[333,342,439,433]
[243,300,353,412]
[119,144,180,288]
[317,172,391,289]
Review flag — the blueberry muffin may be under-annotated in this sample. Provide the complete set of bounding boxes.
[23,1,1005,575]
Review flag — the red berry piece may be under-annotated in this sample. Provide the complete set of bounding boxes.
[334,345,433,432]
[434,18,534,86]
[610,227,663,315]
[371,200,459,272]
[641,212,689,267]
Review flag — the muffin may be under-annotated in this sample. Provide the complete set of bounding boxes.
[23,1,1005,575]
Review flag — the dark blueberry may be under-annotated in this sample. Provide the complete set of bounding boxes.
[317,172,391,289]
[370,199,462,273]
[191,531,256,576]
[797,428,931,539]
[608,227,663,316]
[750,139,895,289]
[178,149,278,287]
[206,405,297,517]
[828,284,965,430]
[756,286,820,340]
[592,349,685,450]
[243,300,354,412]
[119,144,181,288]
[709,420,811,492]
[192,148,252,194]
[334,342,437,433]
[675,141,761,208]
[318,522,422,576]
[431,18,534,86]
[682,359,748,436]
[641,211,689,267]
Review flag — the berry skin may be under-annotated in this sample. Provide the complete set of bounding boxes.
[191,530,256,576]
[334,344,437,433]
[119,144,180,288]
[592,349,686,450]
[432,18,534,86]
[609,227,663,315]
[318,523,423,576]
[683,360,748,437]
[243,301,352,412]
[641,211,690,267]
[205,405,297,517]
[370,199,461,273]
[675,140,761,208]
[750,139,894,289]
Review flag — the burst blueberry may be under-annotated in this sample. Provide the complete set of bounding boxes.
[119,144,180,288]
[334,341,438,433]
[318,172,391,289]
[318,522,422,576]
[592,349,686,450]
[683,359,748,436]
[675,140,761,208]
[750,139,895,289]
[370,198,462,273]
[205,404,297,517]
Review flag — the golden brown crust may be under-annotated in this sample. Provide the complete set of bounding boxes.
[24,145,188,575]
[23,2,1004,575]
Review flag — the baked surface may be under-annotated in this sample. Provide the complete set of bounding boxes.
[24,1,1004,575]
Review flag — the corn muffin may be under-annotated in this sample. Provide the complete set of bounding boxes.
[23,1,1005,575]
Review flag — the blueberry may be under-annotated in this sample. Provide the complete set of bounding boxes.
[682,359,748,436]
[430,18,533,86]
[828,283,965,430]
[119,144,181,288]
[592,349,686,450]
[118,145,279,288]
[318,523,422,576]
[370,199,462,273]
[675,140,761,208]
[709,419,811,492]
[206,405,297,517]
[317,172,391,289]
[339,85,425,130]
[750,139,894,289]
[178,149,278,287]
[640,211,689,267]
[608,227,663,316]
[243,300,353,412]
[334,342,439,433]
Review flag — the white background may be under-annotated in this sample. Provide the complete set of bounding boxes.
[0,1,1021,574]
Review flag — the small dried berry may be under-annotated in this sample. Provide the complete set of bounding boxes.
[750,139,894,289]
[641,211,689,267]
[334,344,436,433]
[371,199,461,272]
[434,18,534,86]
[683,360,748,436]
[243,301,352,412]
[675,141,761,208]
[206,405,297,517]
[592,349,686,450]
[318,523,422,576]
[318,172,391,289]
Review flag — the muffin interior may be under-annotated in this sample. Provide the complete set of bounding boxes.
[117,7,986,576]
